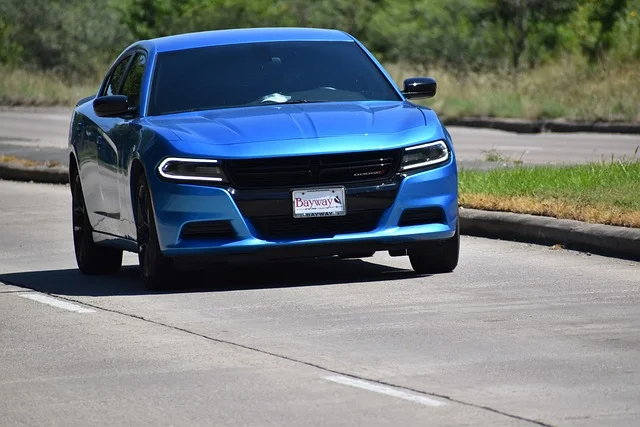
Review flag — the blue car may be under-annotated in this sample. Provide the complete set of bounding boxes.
[69,27,459,289]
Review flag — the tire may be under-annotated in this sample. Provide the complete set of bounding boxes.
[135,173,175,290]
[408,223,459,274]
[71,169,123,275]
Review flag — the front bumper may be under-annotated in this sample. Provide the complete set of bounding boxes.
[147,159,458,259]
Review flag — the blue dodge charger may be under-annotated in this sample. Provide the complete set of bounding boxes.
[69,27,459,289]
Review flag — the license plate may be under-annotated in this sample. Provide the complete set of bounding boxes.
[292,187,346,218]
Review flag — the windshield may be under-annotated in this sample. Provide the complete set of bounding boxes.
[148,41,401,116]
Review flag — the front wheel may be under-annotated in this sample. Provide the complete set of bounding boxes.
[71,170,122,275]
[136,174,175,290]
[408,223,459,274]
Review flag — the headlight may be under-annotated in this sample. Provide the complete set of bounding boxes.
[400,140,449,171]
[158,157,225,182]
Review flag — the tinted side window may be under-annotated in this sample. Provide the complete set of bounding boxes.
[121,53,146,109]
[104,56,131,96]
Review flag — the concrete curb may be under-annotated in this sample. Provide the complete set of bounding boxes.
[1,162,638,262]
[460,208,640,261]
[0,162,68,184]
[444,117,640,135]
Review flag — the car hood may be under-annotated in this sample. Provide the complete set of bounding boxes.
[147,101,428,145]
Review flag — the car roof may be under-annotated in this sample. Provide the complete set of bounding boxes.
[148,27,354,53]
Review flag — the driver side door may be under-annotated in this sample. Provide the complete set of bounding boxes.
[93,52,147,237]
[84,54,131,233]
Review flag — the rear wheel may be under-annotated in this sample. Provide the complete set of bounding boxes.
[408,223,459,274]
[135,174,175,290]
[71,169,122,274]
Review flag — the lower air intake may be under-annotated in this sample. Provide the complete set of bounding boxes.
[181,220,237,240]
[398,208,446,227]
[249,210,384,240]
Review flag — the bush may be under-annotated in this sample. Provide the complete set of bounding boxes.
[0,0,638,81]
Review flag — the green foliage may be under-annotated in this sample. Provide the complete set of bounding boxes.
[608,0,640,60]
[368,0,507,69]
[0,0,638,79]
[481,0,578,69]
[562,0,630,62]
[119,0,177,40]
[0,0,131,78]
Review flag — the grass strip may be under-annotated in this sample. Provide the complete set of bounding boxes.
[459,157,640,228]
[0,155,62,168]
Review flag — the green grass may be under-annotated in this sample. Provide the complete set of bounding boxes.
[459,156,640,227]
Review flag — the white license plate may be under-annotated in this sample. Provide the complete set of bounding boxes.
[292,187,346,218]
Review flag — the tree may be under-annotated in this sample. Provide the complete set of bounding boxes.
[120,0,178,39]
[573,0,629,62]
[0,0,131,77]
[483,0,578,71]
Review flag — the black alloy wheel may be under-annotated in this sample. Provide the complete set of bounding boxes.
[71,169,123,274]
[136,174,175,290]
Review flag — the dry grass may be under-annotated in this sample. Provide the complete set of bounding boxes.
[0,155,62,168]
[460,193,640,228]
[386,58,640,122]
[2,59,639,122]
[0,65,99,107]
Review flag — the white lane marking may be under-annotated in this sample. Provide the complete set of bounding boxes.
[18,294,96,313]
[324,375,446,407]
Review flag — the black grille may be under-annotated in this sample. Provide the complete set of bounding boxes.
[225,150,400,189]
[249,210,384,240]
[181,220,236,239]
[398,208,446,227]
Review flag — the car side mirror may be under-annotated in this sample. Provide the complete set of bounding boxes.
[402,77,437,99]
[94,95,135,117]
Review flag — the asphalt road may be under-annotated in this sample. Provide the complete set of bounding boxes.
[1,109,640,167]
[1,180,638,426]
[0,109,70,164]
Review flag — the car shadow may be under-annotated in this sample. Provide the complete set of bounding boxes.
[0,257,421,297]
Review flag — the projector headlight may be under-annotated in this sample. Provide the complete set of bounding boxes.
[158,157,225,182]
[400,140,450,171]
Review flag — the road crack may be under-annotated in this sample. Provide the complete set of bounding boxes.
[54,293,556,427]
